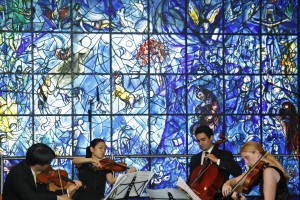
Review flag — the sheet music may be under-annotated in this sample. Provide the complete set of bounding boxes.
[115,173,127,185]
[103,174,127,200]
[147,188,190,199]
[104,171,154,200]
[177,177,201,200]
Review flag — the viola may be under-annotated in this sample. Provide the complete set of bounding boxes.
[95,157,129,172]
[36,165,75,192]
[189,134,227,200]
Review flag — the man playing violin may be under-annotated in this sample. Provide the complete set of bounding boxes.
[72,138,136,200]
[222,141,290,200]
[2,143,82,200]
[189,125,242,199]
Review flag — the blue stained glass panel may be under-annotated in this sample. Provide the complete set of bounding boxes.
[225,75,261,114]
[224,35,260,74]
[187,34,223,74]
[224,0,260,34]
[186,0,223,34]
[262,75,298,114]
[150,0,186,33]
[261,0,298,34]
[225,115,261,154]
[33,0,71,32]
[281,157,300,195]
[262,116,288,155]
[150,157,186,189]
[112,115,149,155]
[150,115,186,155]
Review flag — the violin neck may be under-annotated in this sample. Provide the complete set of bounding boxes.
[114,162,130,169]
[58,172,75,184]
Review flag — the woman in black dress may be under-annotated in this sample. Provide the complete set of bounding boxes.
[72,139,136,200]
[222,141,290,200]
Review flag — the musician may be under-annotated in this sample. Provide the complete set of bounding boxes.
[189,125,242,199]
[222,141,290,200]
[72,138,136,200]
[2,143,82,200]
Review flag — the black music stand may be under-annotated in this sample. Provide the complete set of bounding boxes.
[147,188,190,200]
[104,171,154,200]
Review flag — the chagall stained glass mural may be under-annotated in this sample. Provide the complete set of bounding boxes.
[0,0,299,197]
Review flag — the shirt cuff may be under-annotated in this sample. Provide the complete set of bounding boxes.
[217,159,220,165]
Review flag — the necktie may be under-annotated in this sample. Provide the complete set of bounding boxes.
[202,152,209,164]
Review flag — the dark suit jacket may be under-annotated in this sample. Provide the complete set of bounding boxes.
[2,160,57,200]
[189,147,242,199]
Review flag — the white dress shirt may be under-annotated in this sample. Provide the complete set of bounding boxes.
[201,146,220,165]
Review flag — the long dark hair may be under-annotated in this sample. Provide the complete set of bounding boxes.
[85,138,105,158]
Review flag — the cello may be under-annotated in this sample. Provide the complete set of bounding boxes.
[189,134,227,200]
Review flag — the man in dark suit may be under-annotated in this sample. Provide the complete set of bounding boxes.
[2,143,82,200]
[189,125,242,199]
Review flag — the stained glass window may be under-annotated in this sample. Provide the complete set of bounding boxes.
[0,0,299,197]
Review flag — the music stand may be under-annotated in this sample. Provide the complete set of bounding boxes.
[147,188,190,200]
[104,171,154,200]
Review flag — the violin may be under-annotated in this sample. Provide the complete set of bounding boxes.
[189,134,227,200]
[94,157,129,172]
[226,152,268,198]
[36,165,75,192]
[242,160,268,194]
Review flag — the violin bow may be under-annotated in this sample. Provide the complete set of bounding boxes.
[56,158,66,195]
[56,158,76,195]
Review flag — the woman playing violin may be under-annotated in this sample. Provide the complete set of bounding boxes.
[222,141,290,200]
[72,138,136,200]
[2,143,82,200]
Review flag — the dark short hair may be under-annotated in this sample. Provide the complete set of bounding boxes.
[194,125,214,138]
[86,138,105,158]
[26,143,56,166]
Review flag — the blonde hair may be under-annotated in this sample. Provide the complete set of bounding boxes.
[240,141,290,180]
